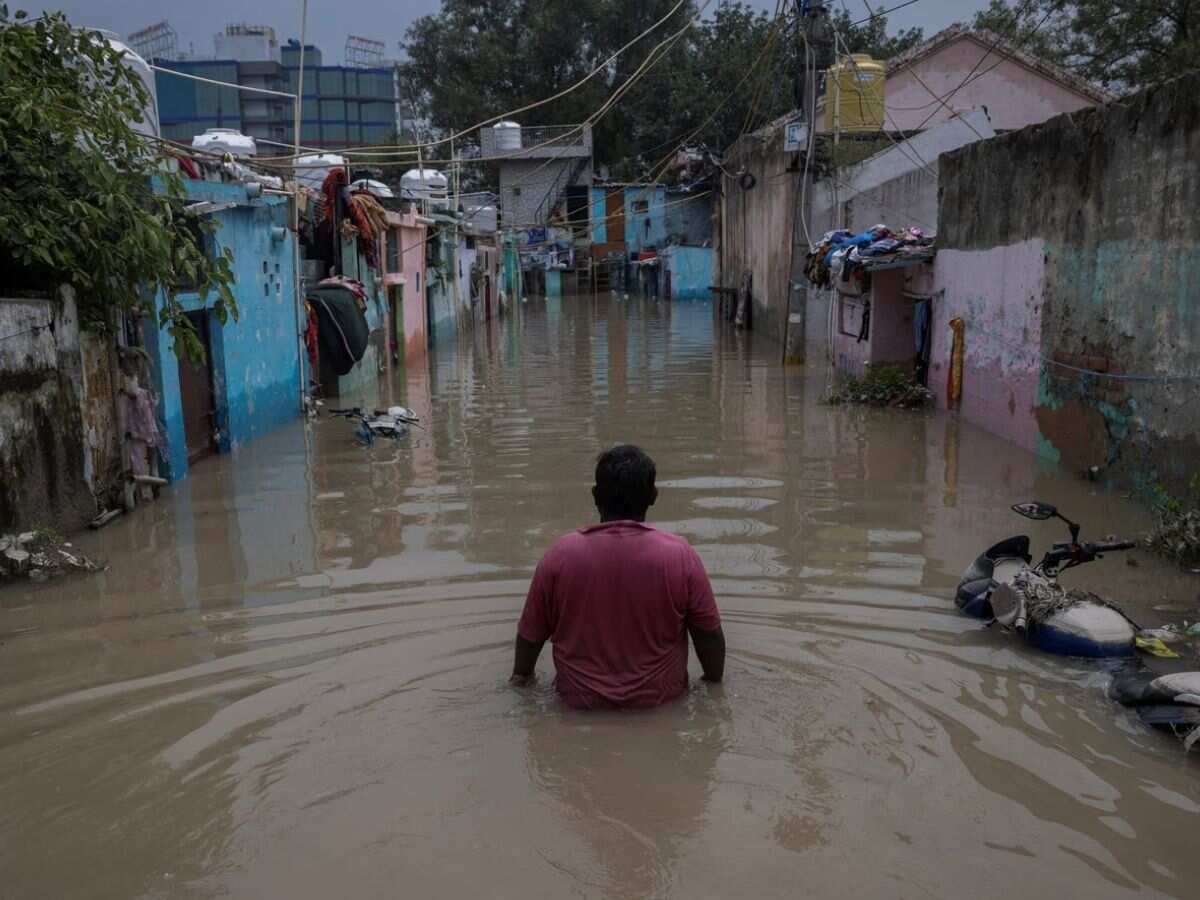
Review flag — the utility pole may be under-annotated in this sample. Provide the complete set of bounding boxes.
[782,0,831,365]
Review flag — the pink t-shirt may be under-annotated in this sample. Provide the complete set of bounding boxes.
[517,520,721,710]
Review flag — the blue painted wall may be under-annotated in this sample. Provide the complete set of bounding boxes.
[625,186,667,253]
[149,180,300,481]
[590,188,608,243]
[662,245,714,300]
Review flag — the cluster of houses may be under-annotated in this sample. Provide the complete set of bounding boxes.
[718,23,1199,495]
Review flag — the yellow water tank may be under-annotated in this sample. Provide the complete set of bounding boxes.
[825,54,887,133]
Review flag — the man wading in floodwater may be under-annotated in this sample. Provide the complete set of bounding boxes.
[511,445,725,708]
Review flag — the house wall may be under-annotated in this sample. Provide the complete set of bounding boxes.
[150,182,301,480]
[884,37,1100,134]
[426,229,458,343]
[935,74,1200,493]
[590,188,608,243]
[665,192,713,245]
[383,217,428,360]
[0,290,97,530]
[720,132,801,344]
[499,159,591,229]
[456,237,477,326]
[662,246,714,300]
[625,186,667,253]
[809,109,995,237]
[336,233,387,398]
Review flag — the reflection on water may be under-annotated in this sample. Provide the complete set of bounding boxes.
[1,295,1198,899]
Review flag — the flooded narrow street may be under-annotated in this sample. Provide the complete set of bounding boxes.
[2,296,1198,899]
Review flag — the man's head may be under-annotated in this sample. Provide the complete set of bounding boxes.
[593,445,658,522]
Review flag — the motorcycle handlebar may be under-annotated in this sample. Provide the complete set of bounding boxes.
[1089,540,1136,554]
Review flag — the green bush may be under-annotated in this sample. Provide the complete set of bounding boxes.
[1145,476,1200,566]
[827,364,933,409]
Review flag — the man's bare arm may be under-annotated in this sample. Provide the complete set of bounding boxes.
[511,634,545,686]
[688,625,725,683]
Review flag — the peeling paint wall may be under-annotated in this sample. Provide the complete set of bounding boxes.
[0,291,101,531]
[937,74,1200,492]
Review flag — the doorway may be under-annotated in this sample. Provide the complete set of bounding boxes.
[177,309,218,463]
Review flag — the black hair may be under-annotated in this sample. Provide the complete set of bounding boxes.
[593,445,657,521]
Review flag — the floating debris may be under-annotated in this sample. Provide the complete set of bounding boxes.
[0,529,101,580]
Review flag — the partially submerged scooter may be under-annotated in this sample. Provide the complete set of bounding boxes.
[958,501,1200,751]
[957,501,1138,657]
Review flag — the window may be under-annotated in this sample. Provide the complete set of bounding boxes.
[512,187,522,197]
[633,200,649,213]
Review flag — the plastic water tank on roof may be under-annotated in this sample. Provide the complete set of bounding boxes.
[492,121,521,152]
[825,54,886,134]
[400,169,449,202]
[294,153,345,192]
[94,31,160,139]
[193,128,257,158]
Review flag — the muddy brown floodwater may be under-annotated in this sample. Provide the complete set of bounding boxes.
[2,296,1199,899]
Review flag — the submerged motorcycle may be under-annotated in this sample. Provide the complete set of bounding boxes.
[329,406,419,445]
[958,501,1200,750]
[957,501,1138,657]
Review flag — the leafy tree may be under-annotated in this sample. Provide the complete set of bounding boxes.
[400,1,925,168]
[972,0,1200,90]
[828,6,925,61]
[0,6,237,359]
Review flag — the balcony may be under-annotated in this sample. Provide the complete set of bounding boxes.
[480,123,592,159]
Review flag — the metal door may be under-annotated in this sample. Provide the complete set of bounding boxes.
[177,310,217,463]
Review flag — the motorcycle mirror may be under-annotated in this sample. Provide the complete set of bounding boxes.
[1012,501,1057,521]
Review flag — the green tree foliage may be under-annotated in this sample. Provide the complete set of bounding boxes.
[399,1,924,169]
[973,0,1200,90]
[0,7,237,359]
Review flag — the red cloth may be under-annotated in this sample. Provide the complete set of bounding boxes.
[518,521,721,710]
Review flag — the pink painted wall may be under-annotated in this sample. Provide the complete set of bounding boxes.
[383,209,428,360]
[930,240,1046,454]
[886,38,1099,133]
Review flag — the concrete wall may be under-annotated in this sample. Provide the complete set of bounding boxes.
[809,109,995,237]
[625,186,667,254]
[426,227,458,343]
[936,74,1200,493]
[382,212,429,361]
[499,159,591,229]
[665,192,713,245]
[720,131,799,344]
[150,182,301,480]
[662,245,714,300]
[0,290,99,530]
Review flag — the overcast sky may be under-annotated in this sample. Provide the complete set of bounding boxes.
[23,1,992,62]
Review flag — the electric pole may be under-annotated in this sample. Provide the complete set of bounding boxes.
[782,0,830,364]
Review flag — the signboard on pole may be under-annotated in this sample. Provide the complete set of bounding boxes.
[784,120,808,152]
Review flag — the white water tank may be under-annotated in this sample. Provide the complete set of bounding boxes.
[400,168,448,203]
[492,121,521,152]
[294,152,345,192]
[96,31,160,138]
[193,128,256,158]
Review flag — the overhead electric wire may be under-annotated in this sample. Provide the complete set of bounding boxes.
[909,0,1048,132]
[253,0,694,160]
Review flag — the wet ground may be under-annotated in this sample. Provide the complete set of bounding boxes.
[2,296,1199,899]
